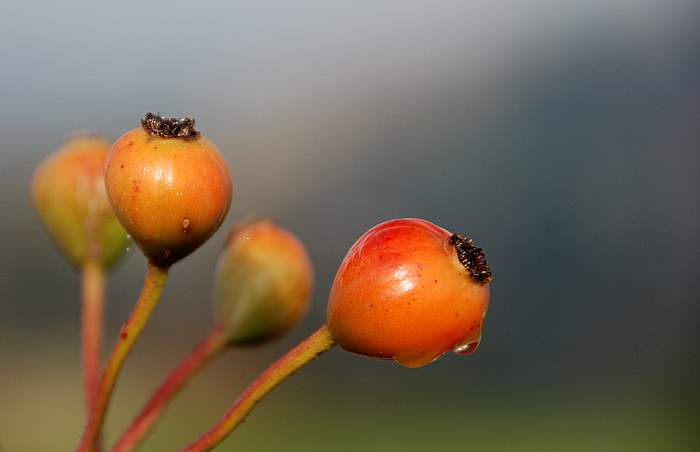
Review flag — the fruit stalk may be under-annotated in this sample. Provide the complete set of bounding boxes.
[112,326,229,452]
[78,263,169,452]
[81,260,105,418]
[182,326,335,452]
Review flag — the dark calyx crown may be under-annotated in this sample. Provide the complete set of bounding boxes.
[141,112,198,139]
[449,233,493,284]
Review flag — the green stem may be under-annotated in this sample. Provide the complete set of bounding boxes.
[182,325,335,452]
[77,262,169,452]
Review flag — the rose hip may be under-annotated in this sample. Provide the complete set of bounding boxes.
[32,135,128,267]
[214,219,314,344]
[105,113,232,267]
[326,218,492,368]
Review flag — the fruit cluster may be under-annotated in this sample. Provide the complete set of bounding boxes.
[31,113,493,451]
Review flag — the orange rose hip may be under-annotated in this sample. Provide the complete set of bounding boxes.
[105,113,232,267]
[326,218,492,368]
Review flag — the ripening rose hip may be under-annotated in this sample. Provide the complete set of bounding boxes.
[32,135,129,267]
[214,220,313,345]
[105,113,232,267]
[326,218,492,368]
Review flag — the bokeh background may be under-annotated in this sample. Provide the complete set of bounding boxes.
[1,1,698,451]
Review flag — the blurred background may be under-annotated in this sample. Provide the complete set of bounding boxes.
[1,1,698,450]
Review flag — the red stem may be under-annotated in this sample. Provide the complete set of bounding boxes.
[82,261,105,418]
[182,325,335,452]
[112,326,228,452]
[77,263,169,452]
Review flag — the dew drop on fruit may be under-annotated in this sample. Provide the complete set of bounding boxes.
[394,351,441,368]
[453,338,481,356]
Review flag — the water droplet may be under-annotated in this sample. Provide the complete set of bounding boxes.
[395,351,441,368]
[454,338,481,356]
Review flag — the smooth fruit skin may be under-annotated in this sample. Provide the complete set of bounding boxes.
[32,135,129,267]
[105,127,232,267]
[214,220,313,345]
[326,218,491,368]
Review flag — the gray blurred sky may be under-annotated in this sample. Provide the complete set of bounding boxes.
[1,0,699,448]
